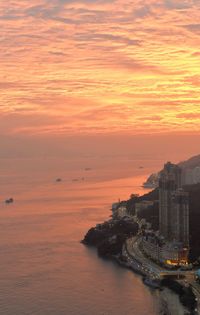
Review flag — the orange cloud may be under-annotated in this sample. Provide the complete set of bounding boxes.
[0,0,200,136]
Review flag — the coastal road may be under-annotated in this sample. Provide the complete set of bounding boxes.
[126,237,164,278]
[126,236,196,278]
[126,236,200,314]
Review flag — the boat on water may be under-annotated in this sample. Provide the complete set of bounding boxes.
[5,198,14,204]
[143,277,161,289]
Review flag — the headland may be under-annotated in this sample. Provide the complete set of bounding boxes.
[82,157,200,315]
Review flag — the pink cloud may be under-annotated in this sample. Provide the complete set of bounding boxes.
[0,0,200,137]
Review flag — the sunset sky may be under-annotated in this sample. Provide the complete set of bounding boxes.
[1,0,200,155]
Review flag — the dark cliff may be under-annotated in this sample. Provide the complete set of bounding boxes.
[82,219,138,257]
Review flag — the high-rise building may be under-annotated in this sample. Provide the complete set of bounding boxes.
[159,162,182,240]
[171,189,189,246]
[158,162,189,265]
[182,166,200,185]
[141,162,189,266]
[193,166,200,184]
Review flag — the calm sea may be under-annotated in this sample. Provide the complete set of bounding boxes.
[0,155,185,315]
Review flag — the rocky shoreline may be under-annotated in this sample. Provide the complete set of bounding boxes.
[81,218,138,257]
[82,218,197,315]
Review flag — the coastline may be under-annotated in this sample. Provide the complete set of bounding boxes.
[82,217,197,315]
[106,256,189,315]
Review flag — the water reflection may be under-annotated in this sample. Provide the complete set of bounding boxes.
[0,157,183,315]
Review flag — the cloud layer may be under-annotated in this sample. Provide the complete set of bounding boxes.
[0,0,200,136]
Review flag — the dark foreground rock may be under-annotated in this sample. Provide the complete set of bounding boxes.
[161,278,197,313]
[82,218,138,257]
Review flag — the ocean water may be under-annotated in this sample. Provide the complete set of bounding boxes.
[0,155,182,315]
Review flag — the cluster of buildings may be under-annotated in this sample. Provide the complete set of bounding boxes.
[112,200,153,229]
[141,162,190,267]
[112,201,127,219]
[112,161,191,267]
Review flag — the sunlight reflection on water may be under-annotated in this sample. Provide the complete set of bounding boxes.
[0,156,168,315]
